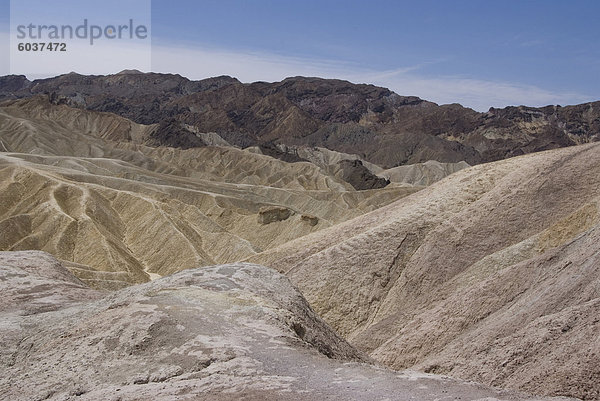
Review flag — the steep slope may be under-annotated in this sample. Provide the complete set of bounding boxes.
[0,251,571,401]
[249,143,600,400]
[2,72,598,168]
[0,97,418,289]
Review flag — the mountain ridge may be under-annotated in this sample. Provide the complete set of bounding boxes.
[2,72,598,168]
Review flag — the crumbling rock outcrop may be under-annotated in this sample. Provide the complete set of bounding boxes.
[337,159,390,190]
[257,206,294,224]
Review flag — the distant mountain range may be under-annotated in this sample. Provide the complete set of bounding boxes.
[2,71,598,168]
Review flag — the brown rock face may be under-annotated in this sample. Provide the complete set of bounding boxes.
[145,117,208,149]
[301,214,319,226]
[258,206,294,224]
[0,75,31,98]
[337,159,390,190]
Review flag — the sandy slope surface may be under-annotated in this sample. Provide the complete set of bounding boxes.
[249,143,600,400]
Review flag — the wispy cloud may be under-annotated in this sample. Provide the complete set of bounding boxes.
[519,39,544,48]
[1,33,594,112]
[150,42,364,82]
[362,73,592,111]
[151,43,594,111]
[364,60,447,81]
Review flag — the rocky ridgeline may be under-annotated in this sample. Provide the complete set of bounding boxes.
[1,72,598,168]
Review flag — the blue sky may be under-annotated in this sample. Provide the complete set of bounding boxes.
[1,0,599,110]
